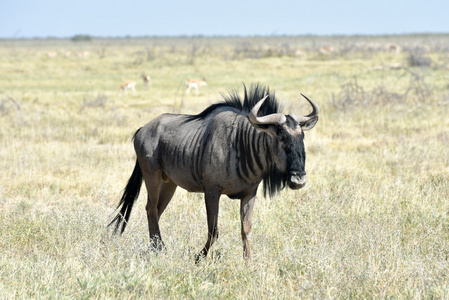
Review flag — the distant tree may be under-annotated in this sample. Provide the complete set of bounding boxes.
[71,34,93,42]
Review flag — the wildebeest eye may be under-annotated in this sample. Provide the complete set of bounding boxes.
[276,126,285,136]
[279,134,291,148]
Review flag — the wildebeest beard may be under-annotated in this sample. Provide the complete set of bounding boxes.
[263,166,287,198]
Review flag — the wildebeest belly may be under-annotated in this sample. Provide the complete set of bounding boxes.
[162,167,205,193]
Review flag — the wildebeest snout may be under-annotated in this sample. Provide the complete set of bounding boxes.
[288,172,306,189]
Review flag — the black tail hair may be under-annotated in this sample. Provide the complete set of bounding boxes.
[108,159,143,234]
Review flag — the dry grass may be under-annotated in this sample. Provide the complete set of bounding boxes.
[0,35,448,298]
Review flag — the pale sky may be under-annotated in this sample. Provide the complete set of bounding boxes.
[1,0,448,38]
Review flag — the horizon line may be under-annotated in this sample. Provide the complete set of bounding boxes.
[2,32,449,40]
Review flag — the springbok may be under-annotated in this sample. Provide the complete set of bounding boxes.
[118,81,136,95]
[77,51,89,59]
[186,79,207,95]
[388,44,401,54]
[46,51,58,58]
[141,74,151,87]
[295,49,304,56]
[319,46,334,55]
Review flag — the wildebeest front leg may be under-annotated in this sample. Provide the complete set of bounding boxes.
[196,189,221,262]
[240,192,257,259]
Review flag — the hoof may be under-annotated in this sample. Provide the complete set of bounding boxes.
[149,238,166,253]
[194,250,207,264]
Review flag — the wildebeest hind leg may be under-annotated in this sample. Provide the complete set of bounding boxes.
[143,170,165,250]
[196,189,221,263]
[157,181,177,218]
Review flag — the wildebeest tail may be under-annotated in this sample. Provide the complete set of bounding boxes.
[108,159,143,234]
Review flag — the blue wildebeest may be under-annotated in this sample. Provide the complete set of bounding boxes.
[109,84,319,261]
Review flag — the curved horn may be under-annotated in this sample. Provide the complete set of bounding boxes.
[249,95,286,125]
[291,93,320,123]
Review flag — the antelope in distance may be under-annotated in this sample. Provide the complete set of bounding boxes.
[118,81,136,95]
[109,84,320,262]
[185,79,207,95]
[46,51,58,58]
[141,74,151,88]
[295,49,304,56]
[319,46,334,55]
[388,44,401,54]
[77,51,89,59]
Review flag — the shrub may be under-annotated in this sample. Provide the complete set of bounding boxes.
[71,34,93,42]
[407,54,432,67]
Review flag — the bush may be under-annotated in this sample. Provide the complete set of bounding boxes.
[407,54,432,67]
[71,34,93,42]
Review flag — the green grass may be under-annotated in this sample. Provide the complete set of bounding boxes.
[1,35,449,298]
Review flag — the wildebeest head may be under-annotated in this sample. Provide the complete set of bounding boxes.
[247,88,319,195]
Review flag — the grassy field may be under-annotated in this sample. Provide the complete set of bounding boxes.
[0,35,448,298]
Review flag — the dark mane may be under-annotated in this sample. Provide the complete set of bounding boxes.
[185,84,282,122]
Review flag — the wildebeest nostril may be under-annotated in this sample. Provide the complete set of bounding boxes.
[290,171,306,178]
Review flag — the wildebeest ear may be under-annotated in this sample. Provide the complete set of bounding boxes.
[299,116,318,131]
